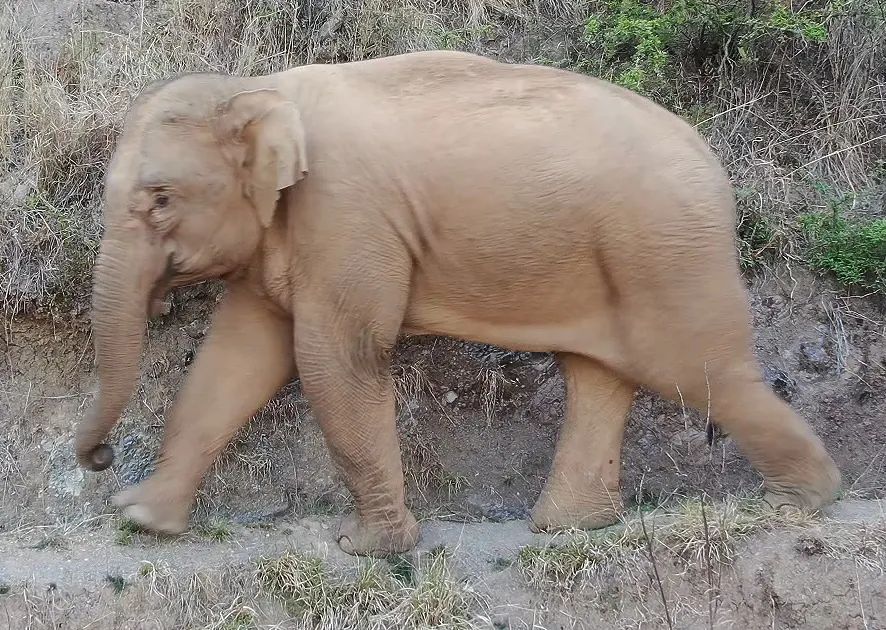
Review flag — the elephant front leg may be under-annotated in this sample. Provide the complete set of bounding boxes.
[530,353,636,532]
[295,323,418,557]
[112,285,295,534]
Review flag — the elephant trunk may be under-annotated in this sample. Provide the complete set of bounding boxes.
[75,226,165,472]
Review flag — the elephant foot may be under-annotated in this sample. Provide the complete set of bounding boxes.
[528,499,622,533]
[761,452,841,514]
[336,510,420,557]
[112,480,191,535]
[762,478,839,515]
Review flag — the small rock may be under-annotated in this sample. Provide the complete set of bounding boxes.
[670,428,709,450]
[444,391,458,404]
[60,467,85,497]
[762,365,797,402]
[669,428,713,464]
[798,339,831,374]
[465,494,528,522]
[155,299,172,317]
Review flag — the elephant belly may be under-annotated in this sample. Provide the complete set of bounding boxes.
[402,268,624,361]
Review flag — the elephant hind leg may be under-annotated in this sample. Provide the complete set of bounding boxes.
[530,353,636,532]
[686,366,840,510]
[622,314,841,512]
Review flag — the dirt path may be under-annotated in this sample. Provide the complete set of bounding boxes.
[2,499,885,629]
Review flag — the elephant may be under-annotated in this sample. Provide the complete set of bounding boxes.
[73,49,841,557]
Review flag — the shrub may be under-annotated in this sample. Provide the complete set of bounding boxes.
[580,0,848,97]
[800,197,886,292]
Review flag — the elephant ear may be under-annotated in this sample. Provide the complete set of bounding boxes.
[218,88,308,228]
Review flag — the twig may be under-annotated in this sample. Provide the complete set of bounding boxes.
[787,133,886,176]
[701,495,720,629]
[855,564,870,630]
[640,509,674,630]
[693,92,772,128]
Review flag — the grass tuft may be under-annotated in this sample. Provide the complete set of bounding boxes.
[115,518,144,546]
[517,496,818,592]
[105,574,127,594]
[796,520,886,573]
[196,520,234,543]
[255,548,482,628]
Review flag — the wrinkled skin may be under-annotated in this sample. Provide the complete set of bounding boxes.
[75,50,841,557]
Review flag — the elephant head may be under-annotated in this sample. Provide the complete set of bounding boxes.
[75,73,308,471]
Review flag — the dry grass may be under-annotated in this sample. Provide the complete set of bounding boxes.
[477,366,513,428]
[517,496,819,592]
[8,546,487,629]
[694,3,886,273]
[1,0,884,318]
[252,547,485,629]
[797,519,886,574]
[0,0,559,319]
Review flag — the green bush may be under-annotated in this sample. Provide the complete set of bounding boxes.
[580,0,847,96]
[799,190,886,292]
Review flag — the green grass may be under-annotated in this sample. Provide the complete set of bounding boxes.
[800,207,886,293]
[105,574,127,594]
[196,521,234,542]
[116,518,144,546]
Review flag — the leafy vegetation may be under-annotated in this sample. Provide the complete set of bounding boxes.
[580,0,847,97]
[800,188,886,292]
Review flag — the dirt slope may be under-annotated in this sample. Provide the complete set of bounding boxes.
[2,265,885,629]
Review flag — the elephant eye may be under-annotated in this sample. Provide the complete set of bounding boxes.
[154,193,170,209]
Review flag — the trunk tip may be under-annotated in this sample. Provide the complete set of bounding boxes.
[83,444,115,472]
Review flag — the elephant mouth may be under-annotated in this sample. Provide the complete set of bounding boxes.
[147,257,211,319]
[147,255,178,319]
[148,281,173,319]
